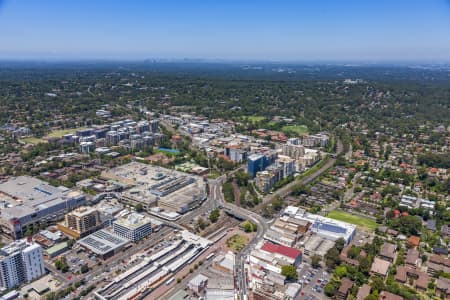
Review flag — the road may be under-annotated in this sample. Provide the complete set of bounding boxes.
[262,138,343,205]
[47,226,173,297]
[158,121,344,299]
[210,138,343,298]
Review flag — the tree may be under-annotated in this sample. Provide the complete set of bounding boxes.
[135,203,144,212]
[335,237,346,252]
[348,246,360,259]
[325,247,341,269]
[80,264,89,274]
[209,208,220,223]
[55,257,69,273]
[370,276,385,292]
[242,220,257,232]
[197,217,208,230]
[281,265,298,281]
[335,265,348,278]
[324,282,338,297]
[311,255,322,268]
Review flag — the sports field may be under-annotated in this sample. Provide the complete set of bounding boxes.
[243,116,265,122]
[19,137,46,145]
[46,127,87,138]
[327,210,377,231]
[282,125,308,135]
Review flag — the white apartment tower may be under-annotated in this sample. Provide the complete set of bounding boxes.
[0,239,45,289]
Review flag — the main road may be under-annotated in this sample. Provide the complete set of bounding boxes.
[161,120,343,298]
[208,138,343,298]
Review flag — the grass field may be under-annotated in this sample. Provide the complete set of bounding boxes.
[19,137,46,145]
[19,127,88,145]
[282,125,309,136]
[243,116,266,122]
[46,127,87,138]
[226,234,248,252]
[327,210,377,231]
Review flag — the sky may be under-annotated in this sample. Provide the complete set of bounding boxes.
[1,0,450,62]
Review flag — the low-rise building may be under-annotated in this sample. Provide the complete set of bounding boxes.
[337,278,353,300]
[356,284,371,300]
[436,277,450,299]
[379,242,397,262]
[370,257,391,278]
[379,291,404,300]
[395,266,428,291]
[187,273,208,295]
[77,229,130,260]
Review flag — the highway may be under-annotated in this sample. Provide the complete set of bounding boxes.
[208,138,343,299]
[159,120,343,299]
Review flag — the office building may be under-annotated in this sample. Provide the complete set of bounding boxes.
[112,212,152,242]
[57,206,102,239]
[0,240,45,289]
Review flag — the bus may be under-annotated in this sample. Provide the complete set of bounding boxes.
[165,277,175,285]
[206,253,215,260]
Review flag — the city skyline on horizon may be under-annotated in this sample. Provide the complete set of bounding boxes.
[1,1,450,62]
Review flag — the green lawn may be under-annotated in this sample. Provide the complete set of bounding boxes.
[327,210,377,231]
[281,125,309,136]
[19,137,47,145]
[243,116,266,122]
[45,127,87,138]
[227,234,248,252]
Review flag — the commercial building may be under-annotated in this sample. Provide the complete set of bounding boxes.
[112,212,152,242]
[57,206,102,239]
[77,229,130,260]
[282,206,357,244]
[101,162,206,214]
[260,242,302,266]
[188,274,208,294]
[0,240,45,289]
[0,176,86,239]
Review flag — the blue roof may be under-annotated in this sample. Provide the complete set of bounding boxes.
[312,222,347,234]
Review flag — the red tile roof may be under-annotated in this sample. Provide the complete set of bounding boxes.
[261,242,301,259]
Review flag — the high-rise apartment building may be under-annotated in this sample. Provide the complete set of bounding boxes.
[0,240,45,289]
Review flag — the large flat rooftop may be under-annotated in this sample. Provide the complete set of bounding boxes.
[114,212,151,229]
[77,229,129,256]
[0,176,83,220]
[101,162,205,212]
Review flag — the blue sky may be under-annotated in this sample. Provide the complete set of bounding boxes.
[1,0,450,61]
